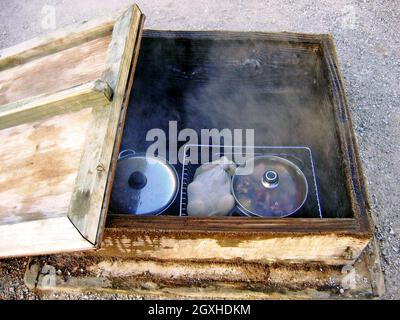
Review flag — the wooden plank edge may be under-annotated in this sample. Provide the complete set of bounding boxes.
[93,226,371,265]
[95,10,145,248]
[67,5,143,244]
[0,6,132,70]
[361,236,385,297]
[104,215,371,235]
[25,239,381,299]
[141,30,328,43]
[22,254,347,299]
[32,282,367,300]
[0,216,93,258]
[320,37,374,235]
[0,80,112,130]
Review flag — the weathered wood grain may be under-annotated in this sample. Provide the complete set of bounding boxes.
[87,30,372,266]
[0,7,128,70]
[67,5,144,244]
[0,217,92,258]
[95,225,370,265]
[0,80,112,130]
[0,35,111,105]
[0,5,143,258]
[0,108,93,225]
[320,36,374,234]
[67,105,112,244]
[96,11,145,248]
[26,236,383,299]
[107,215,362,233]
[0,15,373,266]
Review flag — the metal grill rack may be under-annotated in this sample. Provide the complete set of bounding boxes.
[179,145,322,218]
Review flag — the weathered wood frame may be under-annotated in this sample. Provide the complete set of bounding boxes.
[94,31,374,265]
[25,237,384,298]
[0,21,373,264]
[0,5,144,257]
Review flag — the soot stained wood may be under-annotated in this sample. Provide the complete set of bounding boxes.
[121,31,350,219]
[102,32,373,265]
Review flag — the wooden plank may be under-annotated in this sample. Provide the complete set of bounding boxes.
[142,30,325,43]
[100,215,371,265]
[95,12,145,247]
[67,5,144,244]
[26,236,383,299]
[101,5,142,91]
[95,226,370,265]
[0,108,93,225]
[321,36,373,234]
[67,104,112,245]
[0,7,128,70]
[0,80,112,130]
[0,5,143,258]
[87,29,370,266]
[0,217,92,258]
[0,35,111,105]
[106,215,362,233]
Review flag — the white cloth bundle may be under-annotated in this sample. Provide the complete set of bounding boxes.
[187,156,236,216]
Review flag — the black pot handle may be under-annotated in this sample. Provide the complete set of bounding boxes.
[118,149,136,160]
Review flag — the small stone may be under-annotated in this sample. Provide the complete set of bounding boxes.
[339,288,344,294]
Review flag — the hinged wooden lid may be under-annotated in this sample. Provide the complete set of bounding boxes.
[0,5,144,257]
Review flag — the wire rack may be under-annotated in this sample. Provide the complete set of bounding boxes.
[179,144,322,218]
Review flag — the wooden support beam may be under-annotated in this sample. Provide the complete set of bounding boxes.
[0,80,112,130]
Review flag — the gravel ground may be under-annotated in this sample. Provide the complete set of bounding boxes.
[0,0,399,299]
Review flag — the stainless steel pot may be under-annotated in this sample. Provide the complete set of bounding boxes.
[231,155,308,217]
[110,150,179,215]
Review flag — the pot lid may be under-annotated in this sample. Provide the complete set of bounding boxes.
[232,155,308,217]
[110,151,179,215]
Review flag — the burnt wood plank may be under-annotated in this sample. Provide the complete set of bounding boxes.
[106,215,364,234]
[96,224,370,265]
[320,36,373,234]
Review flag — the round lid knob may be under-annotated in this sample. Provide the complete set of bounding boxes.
[128,171,147,189]
[262,170,279,188]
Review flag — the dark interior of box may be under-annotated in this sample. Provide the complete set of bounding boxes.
[115,31,352,219]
